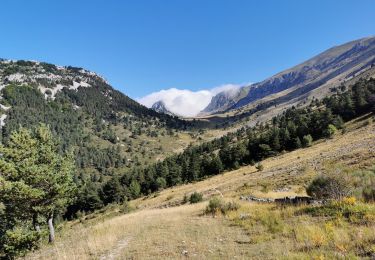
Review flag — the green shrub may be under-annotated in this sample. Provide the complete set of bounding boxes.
[205,197,239,216]
[1,226,41,258]
[205,197,224,215]
[306,175,352,200]
[302,134,313,147]
[324,124,337,138]
[189,192,203,204]
[221,201,240,213]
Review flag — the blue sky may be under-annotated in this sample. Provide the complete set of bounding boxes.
[1,0,374,99]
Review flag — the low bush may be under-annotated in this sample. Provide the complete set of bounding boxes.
[205,197,239,216]
[324,124,337,138]
[205,197,223,215]
[306,174,352,200]
[189,192,203,204]
[1,226,41,258]
[302,134,313,147]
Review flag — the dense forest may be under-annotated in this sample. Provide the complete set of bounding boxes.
[64,78,375,216]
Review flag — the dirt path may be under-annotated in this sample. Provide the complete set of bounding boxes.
[100,204,251,259]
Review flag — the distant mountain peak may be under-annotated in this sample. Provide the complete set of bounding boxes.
[151,100,176,116]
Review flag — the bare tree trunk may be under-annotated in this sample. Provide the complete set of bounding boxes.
[48,213,55,243]
[33,213,41,233]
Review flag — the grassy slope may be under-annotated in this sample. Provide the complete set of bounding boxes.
[25,116,375,259]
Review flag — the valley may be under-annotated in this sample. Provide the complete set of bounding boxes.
[25,115,375,259]
[1,36,375,260]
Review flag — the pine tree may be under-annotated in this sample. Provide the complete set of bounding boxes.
[167,160,182,186]
[271,130,281,151]
[155,177,167,190]
[188,153,201,181]
[209,155,223,175]
[100,177,125,204]
[0,125,76,250]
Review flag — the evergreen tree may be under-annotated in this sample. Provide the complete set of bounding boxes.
[258,144,273,159]
[100,177,126,205]
[155,177,167,190]
[209,155,223,175]
[129,180,141,198]
[0,125,76,251]
[166,160,182,185]
[188,153,201,181]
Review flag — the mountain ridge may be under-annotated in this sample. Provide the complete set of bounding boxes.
[0,59,188,123]
[203,36,375,114]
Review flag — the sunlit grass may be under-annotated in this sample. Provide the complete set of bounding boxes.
[25,120,375,259]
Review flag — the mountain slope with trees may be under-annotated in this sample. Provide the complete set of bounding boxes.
[99,78,375,208]
[0,60,197,224]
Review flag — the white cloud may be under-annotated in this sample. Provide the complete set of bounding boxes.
[137,84,241,117]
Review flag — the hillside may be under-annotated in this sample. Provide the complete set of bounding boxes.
[0,59,207,216]
[203,36,375,117]
[25,114,375,259]
[0,59,186,123]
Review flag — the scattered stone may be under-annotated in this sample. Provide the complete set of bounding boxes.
[240,195,274,203]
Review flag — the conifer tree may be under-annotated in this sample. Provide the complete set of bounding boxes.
[0,124,76,251]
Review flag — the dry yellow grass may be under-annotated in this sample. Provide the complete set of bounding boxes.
[132,118,375,210]
[26,203,251,259]
[25,118,375,259]
[228,201,375,259]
